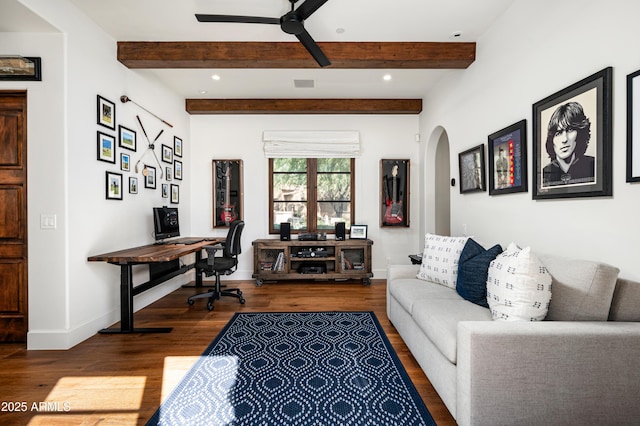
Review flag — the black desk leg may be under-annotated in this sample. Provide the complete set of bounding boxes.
[99,264,172,334]
[181,248,215,288]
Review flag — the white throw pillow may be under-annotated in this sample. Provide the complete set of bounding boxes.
[416,233,469,288]
[486,243,552,321]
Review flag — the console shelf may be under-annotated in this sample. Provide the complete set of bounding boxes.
[252,238,373,286]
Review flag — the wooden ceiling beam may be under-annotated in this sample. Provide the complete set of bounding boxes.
[185,98,423,114]
[118,41,475,69]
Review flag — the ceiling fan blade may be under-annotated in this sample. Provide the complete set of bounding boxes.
[296,29,331,67]
[295,0,329,20]
[195,14,280,25]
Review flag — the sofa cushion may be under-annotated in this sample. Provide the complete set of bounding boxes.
[539,254,619,321]
[416,233,469,288]
[412,297,493,364]
[487,243,552,321]
[609,278,640,321]
[456,239,502,308]
[388,277,460,315]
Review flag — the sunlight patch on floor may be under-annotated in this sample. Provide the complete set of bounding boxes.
[161,356,200,402]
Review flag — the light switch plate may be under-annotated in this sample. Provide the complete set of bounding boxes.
[40,214,56,230]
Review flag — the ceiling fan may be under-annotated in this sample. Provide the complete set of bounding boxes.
[196,0,331,67]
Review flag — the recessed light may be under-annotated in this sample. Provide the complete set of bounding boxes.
[211,74,221,81]
[199,90,208,94]
[449,31,463,39]
[383,74,392,81]
[336,27,345,34]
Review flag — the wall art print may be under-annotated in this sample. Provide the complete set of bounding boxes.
[380,159,409,227]
[488,120,528,195]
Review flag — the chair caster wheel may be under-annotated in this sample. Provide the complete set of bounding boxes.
[207,303,214,311]
[187,299,194,305]
[240,298,246,304]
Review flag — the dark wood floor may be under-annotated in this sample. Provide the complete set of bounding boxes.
[0,279,456,426]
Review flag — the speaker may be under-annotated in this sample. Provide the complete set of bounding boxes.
[335,222,346,240]
[280,222,291,241]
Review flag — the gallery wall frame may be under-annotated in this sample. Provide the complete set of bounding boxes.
[97,131,116,164]
[532,67,613,199]
[144,165,156,189]
[212,159,243,227]
[118,125,136,151]
[171,184,180,204]
[97,95,116,130]
[458,144,486,194]
[162,144,173,163]
[487,120,528,195]
[105,171,123,200]
[129,176,138,194]
[174,136,183,157]
[627,68,640,182]
[380,159,410,227]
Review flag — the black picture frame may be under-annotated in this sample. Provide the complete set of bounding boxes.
[0,57,41,81]
[458,144,486,194]
[170,184,179,204]
[212,159,243,227]
[380,159,410,227]
[118,125,136,151]
[174,160,183,180]
[174,136,183,157]
[162,144,173,163]
[144,165,156,189]
[97,131,116,164]
[533,67,613,199]
[488,120,528,195]
[349,224,368,240]
[627,68,640,183]
[105,171,123,200]
[97,95,116,130]
[129,177,138,194]
[120,152,130,172]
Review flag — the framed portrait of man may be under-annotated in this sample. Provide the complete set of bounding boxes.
[532,67,612,199]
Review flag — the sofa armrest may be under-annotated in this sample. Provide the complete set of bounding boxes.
[387,264,420,282]
[457,321,640,426]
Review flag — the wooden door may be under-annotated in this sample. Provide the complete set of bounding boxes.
[0,91,28,342]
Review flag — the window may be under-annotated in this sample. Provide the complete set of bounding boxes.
[270,158,354,234]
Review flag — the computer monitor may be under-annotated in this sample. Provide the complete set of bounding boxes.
[153,206,180,241]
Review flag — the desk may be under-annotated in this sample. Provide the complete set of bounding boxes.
[88,238,222,334]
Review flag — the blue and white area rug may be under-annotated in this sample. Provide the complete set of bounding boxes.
[147,311,435,425]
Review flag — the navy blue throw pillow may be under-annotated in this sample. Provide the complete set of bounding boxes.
[456,239,502,308]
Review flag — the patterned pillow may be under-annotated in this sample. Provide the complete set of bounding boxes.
[416,233,469,288]
[456,238,503,308]
[486,243,552,321]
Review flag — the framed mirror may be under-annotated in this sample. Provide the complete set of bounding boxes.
[212,160,243,227]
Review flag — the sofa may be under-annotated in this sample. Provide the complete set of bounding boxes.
[386,235,640,426]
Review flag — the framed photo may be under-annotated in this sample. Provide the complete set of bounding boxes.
[174,160,183,180]
[174,136,183,157]
[488,120,528,195]
[349,224,368,240]
[627,68,640,182]
[212,160,243,227]
[0,56,41,81]
[380,159,410,227]
[458,144,486,194]
[162,144,173,163]
[533,67,613,199]
[129,176,138,194]
[162,183,169,198]
[120,153,130,172]
[166,166,173,181]
[170,184,179,204]
[105,171,123,200]
[144,165,156,189]
[118,125,136,151]
[97,131,116,164]
[97,95,116,130]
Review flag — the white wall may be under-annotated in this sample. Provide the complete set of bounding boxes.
[9,0,192,349]
[420,0,640,280]
[189,115,421,278]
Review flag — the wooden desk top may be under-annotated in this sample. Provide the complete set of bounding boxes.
[87,238,223,264]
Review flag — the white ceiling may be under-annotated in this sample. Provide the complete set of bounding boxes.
[8,0,516,99]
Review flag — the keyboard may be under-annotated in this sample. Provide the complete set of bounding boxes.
[170,237,204,245]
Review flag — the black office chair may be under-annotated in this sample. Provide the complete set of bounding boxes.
[188,220,245,311]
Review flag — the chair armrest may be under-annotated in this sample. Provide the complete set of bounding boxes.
[203,244,224,265]
[456,321,640,426]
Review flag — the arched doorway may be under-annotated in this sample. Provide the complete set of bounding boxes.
[423,126,451,237]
